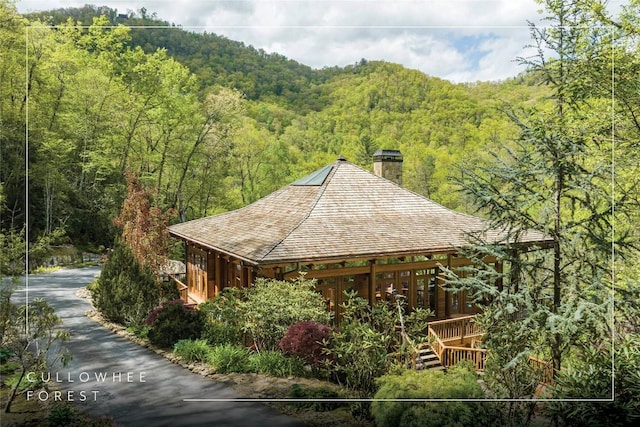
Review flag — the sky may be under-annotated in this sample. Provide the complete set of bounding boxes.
[15,0,625,83]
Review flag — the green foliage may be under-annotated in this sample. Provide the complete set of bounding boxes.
[92,240,162,326]
[173,339,212,363]
[0,279,18,350]
[322,292,392,395]
[199,288,243,346]
[46,402,116,427]
[288,383,345,412]
[0,360,19,374]
[240,276,330,351]
[46,403,80,427]
[543,334,640,427]
[4,369,36,391]
[371,363,488,427]
[2,2,556,249]
[208,344,251,374]
[446,6,636,424]
[248,350,306,378]
[0,228,25,276]
[0,227,67,275]
[125,324,150,339]
[475,292,542,399]
[147,301,203,348]
[2,297,71,413]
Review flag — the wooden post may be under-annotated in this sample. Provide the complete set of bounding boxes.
[369,260,376,306]
[496,260,503,292]
[247,266,254,288]
[511,249,520,293]
[215,251,221,292]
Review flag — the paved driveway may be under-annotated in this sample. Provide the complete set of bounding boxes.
[12,267,303,426]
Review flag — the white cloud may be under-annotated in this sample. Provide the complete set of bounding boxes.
[16,0,620,82]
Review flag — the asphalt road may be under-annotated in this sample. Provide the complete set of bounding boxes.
[10,267,303,426]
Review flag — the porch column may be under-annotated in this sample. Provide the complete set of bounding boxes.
[369,260,376,306]
[215,251,222,292]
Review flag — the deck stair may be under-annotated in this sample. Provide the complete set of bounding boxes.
[414,345,445,371]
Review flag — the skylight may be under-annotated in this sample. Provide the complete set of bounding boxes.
[291,165,333,186]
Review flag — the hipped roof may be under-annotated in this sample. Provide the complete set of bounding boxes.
[168,158,551,265]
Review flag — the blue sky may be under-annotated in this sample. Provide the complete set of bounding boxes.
[15,0,626,83]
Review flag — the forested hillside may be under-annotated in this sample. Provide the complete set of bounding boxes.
[1,1,638,272]
[0,2,544,251]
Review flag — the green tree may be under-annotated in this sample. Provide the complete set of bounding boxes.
[92,239,165,326]
[2,298,71,413]
[322,292,392,397]
[445,2,637,424]
[543,334,640,426]
[457,0,625,365]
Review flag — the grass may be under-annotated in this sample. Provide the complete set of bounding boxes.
[174,339,211,362]
[29,265,62,274]
[172,340,308,378]
[208,344,252,373]
[249,351,306,377]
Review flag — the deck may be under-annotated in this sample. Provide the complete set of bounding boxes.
[427,315,487,370]
[423,315,554,384]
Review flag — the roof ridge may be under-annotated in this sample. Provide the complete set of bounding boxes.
[258,160,340,262]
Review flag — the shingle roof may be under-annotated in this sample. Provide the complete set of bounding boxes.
[168,159,551,265]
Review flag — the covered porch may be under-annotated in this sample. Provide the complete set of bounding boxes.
[171,238,503,322]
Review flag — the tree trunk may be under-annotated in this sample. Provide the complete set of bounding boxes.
[3,368,25,413]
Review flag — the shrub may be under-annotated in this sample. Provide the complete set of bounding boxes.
[47,403,76,427]
[248,350,306,377]
[279,321,331,366]
[125,324,150,339]
[371,362,488,427]
[92,240,163,326]
[147,300,203,348]
[209,344,251,373]
[47,402,116,427]
[322,292,392,395]
[199,288,243,346]
[288,383,345,412]
[174,339,212,363]
[241,276,330,351]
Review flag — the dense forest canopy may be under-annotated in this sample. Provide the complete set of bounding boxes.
[0,1,638,267]
[0,2,549,250]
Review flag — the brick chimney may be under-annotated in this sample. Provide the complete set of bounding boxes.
[373,149,403,185]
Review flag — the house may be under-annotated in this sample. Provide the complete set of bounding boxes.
[168,150,551,325]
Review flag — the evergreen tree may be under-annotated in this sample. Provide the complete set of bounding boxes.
[446,2,637,421]
[92,239,162,326]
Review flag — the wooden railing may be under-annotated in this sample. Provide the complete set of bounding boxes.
[441,346,487,371]
[427,315,487,370]
[429,315,484,343]
[529,356,554,385]
[426,316,554,383]
[428,330,446,361]
[170,274,189,302]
